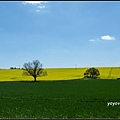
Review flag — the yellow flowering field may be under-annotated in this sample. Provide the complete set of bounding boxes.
[0,67,120,82]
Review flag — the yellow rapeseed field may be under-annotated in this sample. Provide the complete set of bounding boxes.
[0,67,120,81]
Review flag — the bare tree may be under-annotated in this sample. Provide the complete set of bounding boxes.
[23,60,47,82]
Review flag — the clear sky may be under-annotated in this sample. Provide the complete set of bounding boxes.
[0,1,120,69]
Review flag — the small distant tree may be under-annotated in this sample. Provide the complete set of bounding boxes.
[84,67,100,78]
[23,60,47,82]
[10,67,14,69]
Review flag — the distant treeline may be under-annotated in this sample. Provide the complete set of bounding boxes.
[10,67,24,69]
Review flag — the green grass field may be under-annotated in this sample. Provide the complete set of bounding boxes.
[0,79,120,118]
[0,67,120,81]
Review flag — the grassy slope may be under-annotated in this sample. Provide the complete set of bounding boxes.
[0,79,120,118]
[0,67,120,81]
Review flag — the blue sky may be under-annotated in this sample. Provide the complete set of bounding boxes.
[0,1,120,69]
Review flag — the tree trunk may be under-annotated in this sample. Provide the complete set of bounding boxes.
[34,76,36,82]
[91,74,93,78]
[92,74,94,78]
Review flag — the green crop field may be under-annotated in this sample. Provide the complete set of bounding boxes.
[0,79,120,118]
[0,67,120,81]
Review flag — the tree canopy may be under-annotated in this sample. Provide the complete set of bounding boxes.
[84,67,100,78]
